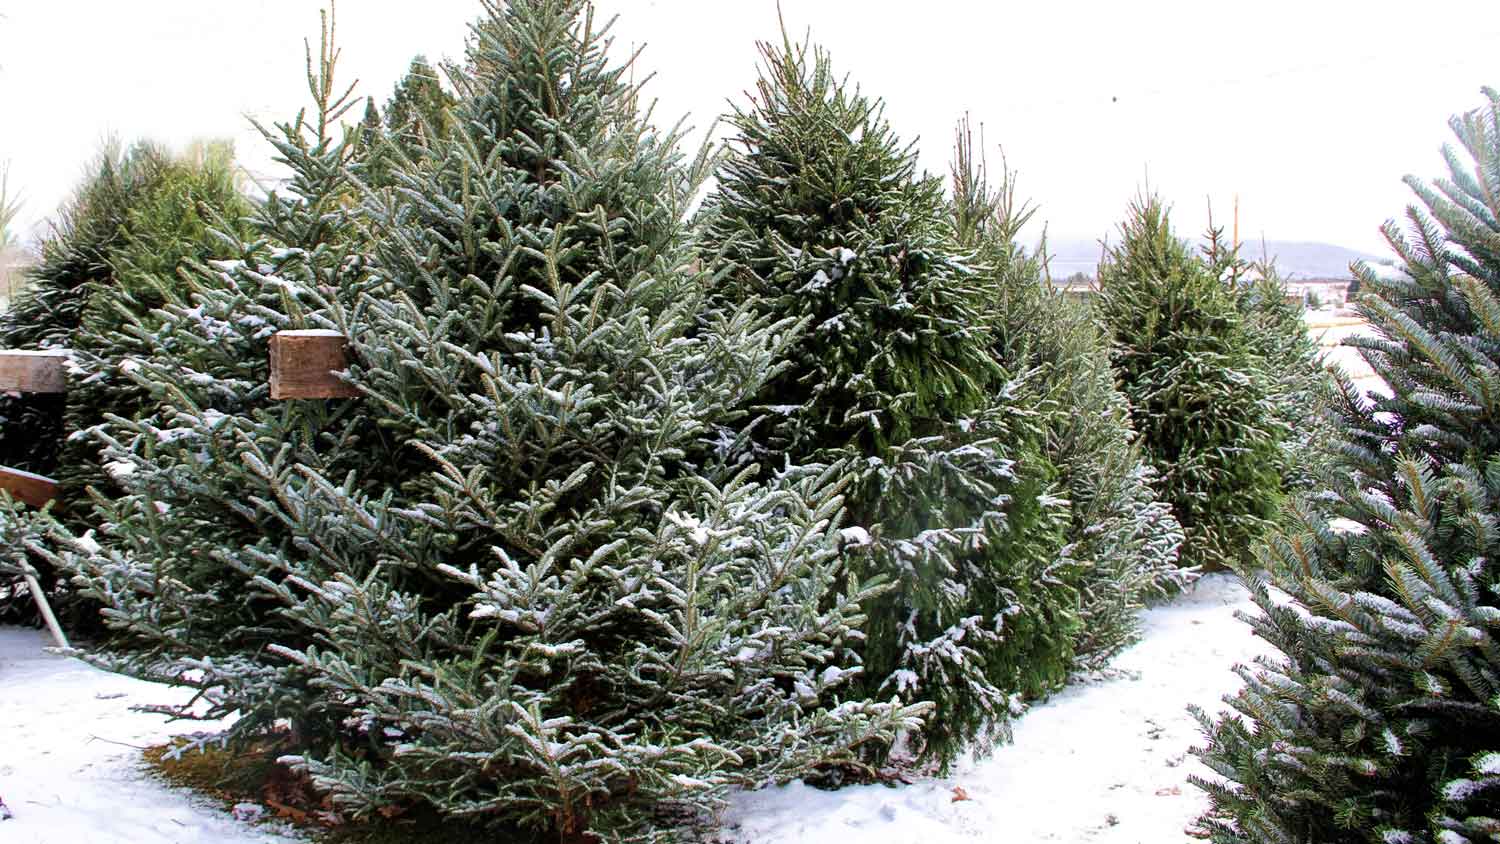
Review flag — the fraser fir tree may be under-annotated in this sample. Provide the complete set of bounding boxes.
[361,55,458,187]
[27,3,382,700]
[49,3,918,840]
[1192,87,1500,844]
[703,37,1074,766]
[0,139,250,625]
[949,122,1187,668]
[1096,198,1284,571]
[1205,227,1338,494]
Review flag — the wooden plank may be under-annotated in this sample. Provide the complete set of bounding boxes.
[269,330,359,399]
[0,466,59,508]
[0,349,70,394]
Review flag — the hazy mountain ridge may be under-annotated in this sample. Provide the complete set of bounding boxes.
[1043,237,1387,280]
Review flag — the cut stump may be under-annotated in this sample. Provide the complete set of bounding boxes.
[269,330,359,399]
[0,350,70,394]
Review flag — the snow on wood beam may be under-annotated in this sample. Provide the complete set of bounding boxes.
[0,349,70,394]
[269,330,359,399]
[0,466,59,508]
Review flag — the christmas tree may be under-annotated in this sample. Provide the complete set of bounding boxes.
[1192,88,1500,843]
[702,35,1075,766]
[360,54,458,188]
[0,139,250,624]
[49,2,918,839]
[948,121,1187,668]
[1204,227,1337,495]
[1096,197,1285,571]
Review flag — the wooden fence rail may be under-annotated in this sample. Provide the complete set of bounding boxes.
[0,331,355,509]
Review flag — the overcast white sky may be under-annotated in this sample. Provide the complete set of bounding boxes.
[1,1,1496,256]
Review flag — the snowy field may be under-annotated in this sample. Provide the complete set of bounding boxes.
[1,574,1271,844]
[717,574,1272,843]
[1306,311,1388,397]
[0,628,304,844]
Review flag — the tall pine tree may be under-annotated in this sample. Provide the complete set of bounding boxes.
[702,35,1075,767]
[49,3,918,839]
[1192,87,1500,844]
[1096,197,1285,571]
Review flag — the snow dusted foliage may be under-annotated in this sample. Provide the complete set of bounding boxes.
[0,140,251,627]
[948,122,1187,670]
[1193,89,1500,843]
[1096,197,1285,572]
[701,37,1075,768]
[36,5,385,726]
[47,3,919,841]
[1206,228,1338,496]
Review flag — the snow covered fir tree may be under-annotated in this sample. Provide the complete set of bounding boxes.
[1193,88,1500,842]
[11,2,1494,842]
[1096,198,1287,571]
[947,120,1186,669]
[39,2,922,840]
[0,139,250,624]
[702,35,1080,766]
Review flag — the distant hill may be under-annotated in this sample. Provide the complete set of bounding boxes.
[1043,237,1389,281]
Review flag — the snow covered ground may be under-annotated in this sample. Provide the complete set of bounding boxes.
[718,573,1272,843]
[1307,311,1389,397]
[0,628,304,844]
[0,575,1270,844]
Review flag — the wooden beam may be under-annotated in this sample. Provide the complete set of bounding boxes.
[269,330,359,400]
[0,466,59,508]
[0,349,70,394]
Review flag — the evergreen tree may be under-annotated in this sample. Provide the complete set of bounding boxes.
[1096,198,1285,571]
[384,54,457,146]
[361,55,458,188]
[1205,228,1338,495]
[0,163,20,251]
[1192,88,1500,843]
[48,3,917,840]
[0,140,250,625]
[702,36,1075,766]
[949,122,1187,669]
[0,140,250,478]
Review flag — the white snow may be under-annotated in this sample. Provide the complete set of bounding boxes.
[275,329,344,338]
[718,573,1275,843]
[0,628,304,844]
[839,526,873,547]
[0,574,1272,844]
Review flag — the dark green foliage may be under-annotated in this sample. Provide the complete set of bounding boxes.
[0,140,250,626]
[948,122,1187,669]
[0,140,250,478]
[48,3,918,840]
[361,55,458,187]
[1096,198,1285,571]
[702,38,1075,767]
[383,55,456,145]
[1209,230,1338,495]
[1192,87,1500,843]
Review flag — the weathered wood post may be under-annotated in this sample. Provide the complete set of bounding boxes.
[0,349,72,647]
[0,349,69,393]
[269,329,359,400]
[0,466,60,509]
[0,349,68,508]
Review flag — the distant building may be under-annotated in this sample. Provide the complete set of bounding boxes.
[1281,277,1351,309]
[1048,271,1352,310]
